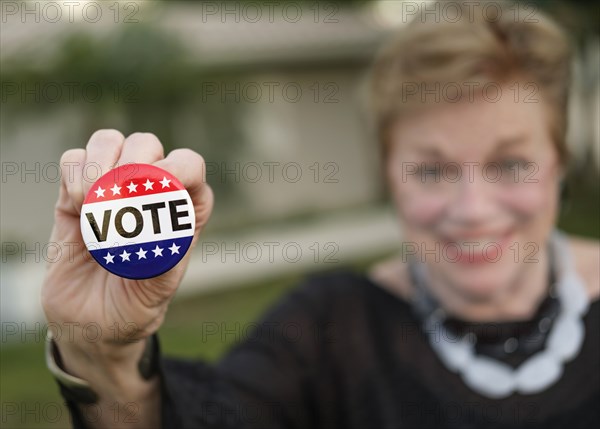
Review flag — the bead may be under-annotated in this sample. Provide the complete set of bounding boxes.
[504,337,518,354]
[547,315,585,361]
[538,317,552,333]
[462,356,515,399]
[557,273,589,316]
[516,352,562,394]
[430,329,472,372]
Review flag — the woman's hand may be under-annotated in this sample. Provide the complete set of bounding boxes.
[41,130,213,427]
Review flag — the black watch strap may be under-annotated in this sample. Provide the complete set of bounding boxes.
[138,332,160,380]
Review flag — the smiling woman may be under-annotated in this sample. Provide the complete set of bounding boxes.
[384,93,563,316]
[367,0,600,407]
[41,1,599,428]
[367,1,596,320]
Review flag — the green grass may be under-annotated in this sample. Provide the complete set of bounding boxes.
[159,274,303,361]
[0,341,61,429]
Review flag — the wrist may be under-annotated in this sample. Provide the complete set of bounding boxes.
[48,330,160,404]
[55,333,146,376]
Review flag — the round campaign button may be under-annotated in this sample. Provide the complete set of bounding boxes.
[80,163,196,280]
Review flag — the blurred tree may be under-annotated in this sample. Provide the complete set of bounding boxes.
[1,22,246,200]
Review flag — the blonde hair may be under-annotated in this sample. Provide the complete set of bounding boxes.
[369,0,572,164]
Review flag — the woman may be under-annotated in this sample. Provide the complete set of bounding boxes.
[42,2,599,428]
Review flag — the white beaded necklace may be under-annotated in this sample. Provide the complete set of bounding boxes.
[412,231,590,399]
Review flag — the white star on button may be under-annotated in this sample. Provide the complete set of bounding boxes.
[143,179,154,191]
[120,250,131,262]
[152,245,163,257]
[110,184,122,196]
[169,243,181,255]
[103,252,114,264]
[160,177,172,189]
[126,181,138,193]
[136,247,147,260]
[94,187,105,198]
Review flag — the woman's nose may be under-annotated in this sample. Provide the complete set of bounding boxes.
[446,171,496,225]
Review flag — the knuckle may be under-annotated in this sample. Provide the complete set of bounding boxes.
[87,130,124,156]
[90,129,125,144]
[60,148,84,166]
[126,132,164,157]
[175,148,205,169]
[127,131,159,143]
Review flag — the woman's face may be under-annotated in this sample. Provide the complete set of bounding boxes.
[387,88,563,299]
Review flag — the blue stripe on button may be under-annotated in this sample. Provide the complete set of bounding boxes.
[89,236,193,280]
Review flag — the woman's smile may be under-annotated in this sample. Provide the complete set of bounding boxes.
[439,226,516,265]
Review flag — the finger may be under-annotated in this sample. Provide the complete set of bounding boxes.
[56,149,86,216]
[153,148,207,194]
[153,149,213,228]
[194,183,214,231]
[82,129,125,195]
[118,132,165,166]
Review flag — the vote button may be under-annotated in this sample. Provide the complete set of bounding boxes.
[80,163,196,280]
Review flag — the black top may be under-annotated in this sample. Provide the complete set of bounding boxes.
[68,270,600,428]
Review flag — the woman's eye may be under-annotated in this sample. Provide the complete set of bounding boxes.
[499,159,527,171]
[495,158,532,183]
[416,164,442,182]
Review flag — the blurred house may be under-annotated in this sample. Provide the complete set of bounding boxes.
[0,2,396,326]
[1,1,598,326]
[1,2,391,243]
